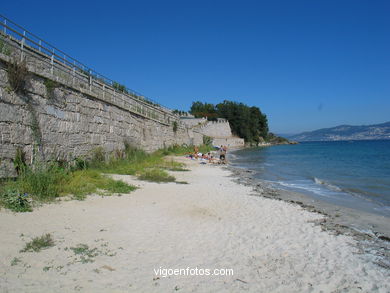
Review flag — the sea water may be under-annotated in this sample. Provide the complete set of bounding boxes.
[230,140,390,217]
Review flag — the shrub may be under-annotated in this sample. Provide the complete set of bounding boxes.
[90,147,106,167]
[10,257,21,266]
[62,169,100,199]
[112,82,128,94]
[173,121,178,133]
[73,157,89,171]
[138,169,175,183]
[18,163,67,201]
[105,180,136,194]
[20,233,55,252]
[0,37,11,56]
[124,143,148,162]
[156,144,213,156]
[203,135,213,146]
[0,188,32,212]
[13,148,27,175]
[43,79,59,100]
[70,244,98,263]
[7,59,28,94]
[61,169,136,198]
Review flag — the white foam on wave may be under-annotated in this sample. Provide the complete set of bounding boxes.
[314,177,342,192]
[263,163,274,167]
[276,180,335,198]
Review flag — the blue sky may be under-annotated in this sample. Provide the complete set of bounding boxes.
[2,0,389,134]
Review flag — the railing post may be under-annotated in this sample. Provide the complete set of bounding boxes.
[3,19,6,34]
[50,50,54,75]
[89,70,92,93]
[20,31,26,61]
[102,84,105,99]
[72,62,75,85]
[38,40,41,52]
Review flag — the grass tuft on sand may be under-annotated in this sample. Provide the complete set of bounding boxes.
[20,233,55,252]
[62,169,136,200]
[138,169,176,183]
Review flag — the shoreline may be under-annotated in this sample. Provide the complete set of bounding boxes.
[225,154,390,269]
[0,156,389,292]
[227,145,390,233]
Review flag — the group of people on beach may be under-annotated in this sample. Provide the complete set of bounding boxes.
[186,145,228,164]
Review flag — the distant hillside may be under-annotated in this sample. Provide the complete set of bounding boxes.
[289,122,390,142]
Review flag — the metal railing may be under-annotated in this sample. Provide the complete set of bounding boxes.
[0,14,178,125]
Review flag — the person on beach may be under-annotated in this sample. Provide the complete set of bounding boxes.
[193,146,199,159]
[219,145,226,163]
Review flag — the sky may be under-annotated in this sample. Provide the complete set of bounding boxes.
[2,0,389,134]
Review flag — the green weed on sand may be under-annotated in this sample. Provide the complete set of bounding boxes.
[0,144,210,211]
[62,169,136,200]
[138,169,175,183]
[20,233,55,252]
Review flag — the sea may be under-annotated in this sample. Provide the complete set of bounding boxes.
[230,140,390,217]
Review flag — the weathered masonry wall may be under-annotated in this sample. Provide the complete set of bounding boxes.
[197,120,233,138]
[0,53,202,177]
[187,118,245,147]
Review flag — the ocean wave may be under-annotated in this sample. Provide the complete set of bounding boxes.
[313,178,387,206]
[276,179,390,213]
[276,180,334,198]
[313,177,342,192]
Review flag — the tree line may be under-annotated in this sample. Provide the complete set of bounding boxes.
[189,100,269,144]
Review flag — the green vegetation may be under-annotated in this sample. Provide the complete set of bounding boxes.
[138,169,175,183]
[0,150,137,210]
[7,59,28,94]
[173,121,178,133]
[20,233,55,252]
[172,109,189,116]
[79,68,90,77]
[104,179,136,194]
[0,143,209,212]
[43,79,59,100]
[70,244,99,263]
[13,148,27,175]
[61,169,136,200]
[0,36,11,56]
[26,102,42,148]
[13,163,67,201]
[0,188,32,212]
[112,81,128,94]
[190,100,269,144]
[6,59,43,149]
[202,135,213,146]
[190,101,218,120]
[266,133,290,144]
[91,144,212,183]
[156,144,213,157]
[10,257,21,266]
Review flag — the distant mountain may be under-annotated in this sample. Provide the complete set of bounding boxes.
[288,122,390,142]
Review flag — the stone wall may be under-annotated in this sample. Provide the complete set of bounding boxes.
[182,118,245,147]
[212,137,245,148]
[196,120,234,138]
[0,57,202,177]
[180,117,207,128]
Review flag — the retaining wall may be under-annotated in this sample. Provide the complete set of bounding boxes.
[0,53,202,177]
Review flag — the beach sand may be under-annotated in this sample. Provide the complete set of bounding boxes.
[0,157,388,292]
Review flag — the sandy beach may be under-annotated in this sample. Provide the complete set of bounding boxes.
[0,157,389,292]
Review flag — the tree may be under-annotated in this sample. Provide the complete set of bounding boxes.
[189,101,218,120]
[189,100,269,143]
